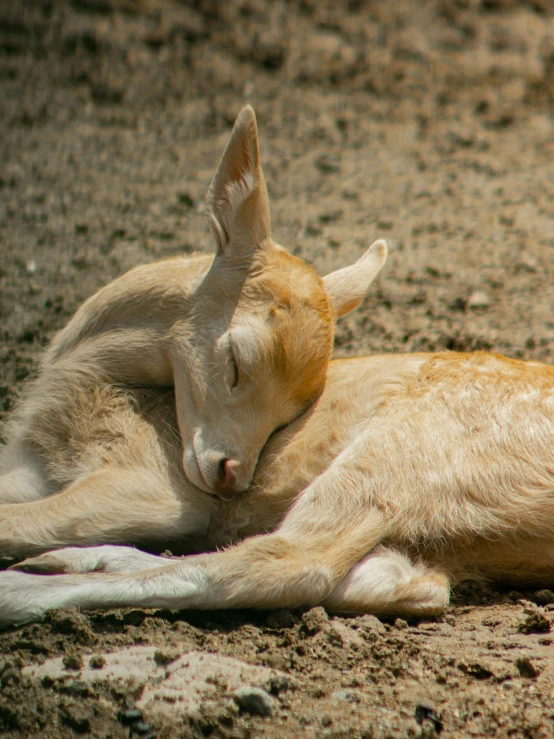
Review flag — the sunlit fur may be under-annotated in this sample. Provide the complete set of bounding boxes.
[0,234,386,547]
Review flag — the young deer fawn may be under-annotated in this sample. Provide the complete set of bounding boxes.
[4,120,554,627]
[0,107,386,561]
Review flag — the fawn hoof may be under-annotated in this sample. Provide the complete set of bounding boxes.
[10,554,73,575]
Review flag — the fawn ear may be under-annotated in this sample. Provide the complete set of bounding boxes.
[206,106,271,260]
[323,240,388,317]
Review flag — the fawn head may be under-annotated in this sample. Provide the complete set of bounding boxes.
[173,106,387,499]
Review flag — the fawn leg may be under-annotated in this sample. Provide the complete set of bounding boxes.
[324,547,450,616]
[13,544,450,617]
[11,544,172,574]
[0,467,210,559]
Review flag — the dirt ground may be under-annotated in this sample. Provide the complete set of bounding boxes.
[1,0,554,736]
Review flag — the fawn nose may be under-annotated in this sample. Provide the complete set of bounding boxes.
[215,458,243,499]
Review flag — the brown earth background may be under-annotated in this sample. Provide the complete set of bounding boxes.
[1,0,554,737]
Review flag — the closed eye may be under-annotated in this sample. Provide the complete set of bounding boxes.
[270,402,315,437]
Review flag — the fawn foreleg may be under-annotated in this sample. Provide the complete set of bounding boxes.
[324,547,450,616]
[11,543,450,618]
[0,467,209,559]
[11,544,171,575]
[0,521,384,624]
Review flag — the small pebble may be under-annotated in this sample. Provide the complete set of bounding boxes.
[467,291,490,310]
[153,648,180,666]
[233,686,274,716]
[518,608,551,634]
[515,655,541,679]
[267,675,289,695]
[88,655,106,669]
[62,653,83,671]
[331,689,361,703]
[119,707,143,724]
[534,589,554,606]
[516,254,538,273]
[301,606,329,636]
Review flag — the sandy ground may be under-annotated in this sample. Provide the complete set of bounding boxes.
[1,0,554,736]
